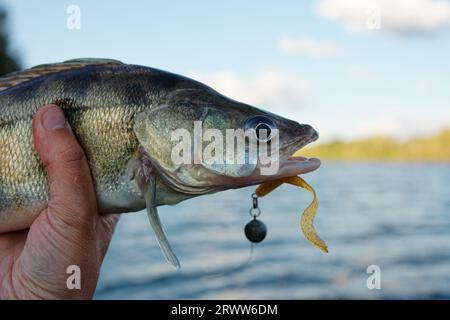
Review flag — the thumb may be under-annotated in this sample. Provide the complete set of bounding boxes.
[32,105,98,229]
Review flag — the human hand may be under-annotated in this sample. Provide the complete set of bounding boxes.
[0,105,119,299]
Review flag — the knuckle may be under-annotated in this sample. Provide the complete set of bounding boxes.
[58,144,87,168]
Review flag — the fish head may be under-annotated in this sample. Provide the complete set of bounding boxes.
[133,85,320,205]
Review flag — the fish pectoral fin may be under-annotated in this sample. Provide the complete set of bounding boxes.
[144,178,181,269]
[146,205,181,269]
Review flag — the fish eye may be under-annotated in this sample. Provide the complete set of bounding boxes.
[244,115,278,142]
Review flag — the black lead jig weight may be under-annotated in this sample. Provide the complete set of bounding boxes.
[245,193,267,243]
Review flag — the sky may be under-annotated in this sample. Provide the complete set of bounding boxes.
[2,0,450,141]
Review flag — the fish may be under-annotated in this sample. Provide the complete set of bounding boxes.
[0,58,321,268]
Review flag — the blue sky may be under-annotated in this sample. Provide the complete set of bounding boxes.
[2,0,450,141]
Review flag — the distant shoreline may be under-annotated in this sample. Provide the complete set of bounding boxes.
[297,129,450,162]
[305,159,450,164]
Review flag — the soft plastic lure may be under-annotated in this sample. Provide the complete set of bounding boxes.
[255,176,328,253]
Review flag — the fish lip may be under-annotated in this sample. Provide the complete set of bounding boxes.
[280,156,321,175]
[272,128,321,177]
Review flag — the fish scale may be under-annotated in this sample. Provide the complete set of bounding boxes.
[0,60,152,227]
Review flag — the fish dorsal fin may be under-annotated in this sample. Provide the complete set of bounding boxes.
[0,58,123,92]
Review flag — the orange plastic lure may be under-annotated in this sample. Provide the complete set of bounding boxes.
[255,176,328,253]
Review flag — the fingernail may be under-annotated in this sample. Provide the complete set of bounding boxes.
[41,106,68,130]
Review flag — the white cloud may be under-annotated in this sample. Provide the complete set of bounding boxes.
[189,70,308,118]
[415,77,435,93]
[348,66,371,80]
[351,112,450,140]
[315,0,450,35]
[278,35,340,58]
[354,116,415,138]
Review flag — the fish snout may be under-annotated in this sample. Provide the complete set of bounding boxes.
[295,123,319,142]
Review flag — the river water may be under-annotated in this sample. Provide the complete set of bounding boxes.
[95,163,450,299]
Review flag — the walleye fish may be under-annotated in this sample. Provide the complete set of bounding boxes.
[0,58,321,268]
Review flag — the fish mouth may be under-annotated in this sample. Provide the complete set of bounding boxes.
[267,127,321,179]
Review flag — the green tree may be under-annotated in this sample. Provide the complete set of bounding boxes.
[0,7,20,76]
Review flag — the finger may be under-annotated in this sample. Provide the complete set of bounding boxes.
[98,214,120,256]
[32,105,97,228]
[100,214,120,238]
[0,230,28,257]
